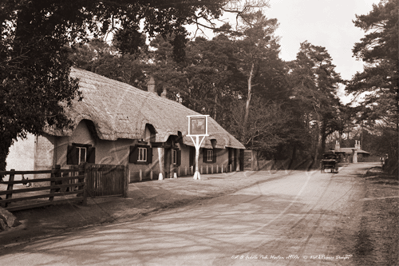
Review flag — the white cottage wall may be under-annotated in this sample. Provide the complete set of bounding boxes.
[176,144,231,176]
[6,134,35,173]
[128,147,160,182]
[32,134,56,185]
[17,120,241,185]
[53,120,96,167]
[198,148,230,174]
[35,135,56,171]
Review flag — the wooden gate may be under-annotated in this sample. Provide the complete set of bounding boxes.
[78,164,128,198]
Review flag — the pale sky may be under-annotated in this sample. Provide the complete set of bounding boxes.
[189,0,380,103]
[265,0,380,81]
[190,0,379,81]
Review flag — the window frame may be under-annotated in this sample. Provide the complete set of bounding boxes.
[129,145,152,164]
[171,149,181,166]
[137,147,148,162]
[172,149,178,165]
[67,144,95,165]
[203,148,216,163]
[77,146,87,165]
[206,150,213,162]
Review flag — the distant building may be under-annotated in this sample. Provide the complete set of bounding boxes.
[331,140,370,163]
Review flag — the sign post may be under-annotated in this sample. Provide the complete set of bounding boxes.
[187,115,209,180]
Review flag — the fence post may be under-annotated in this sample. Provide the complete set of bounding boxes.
[123,166,129,198]
[82,171,88,205]
[78,165,86,202]
[49,165,61,201]
[5,169,15,208]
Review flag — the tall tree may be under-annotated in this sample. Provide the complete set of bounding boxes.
[347,0,398,173]
[141,34,243,120]
[219,11,280,143]
[289,41,342,161]
[0,0,248,170]
[183,35,244,119]
[347,0,398,125]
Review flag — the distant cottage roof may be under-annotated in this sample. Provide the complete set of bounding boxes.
[331,140,370,155]
[336,148,370,155]
[46,68,244,149]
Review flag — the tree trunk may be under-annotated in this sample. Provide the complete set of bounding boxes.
[315,131,322,161]
[360,126,364,149]
[251,150,259,171]
[288,145,297,170]
[214,93,218,121]
[321,119,327,155]
[0,134,13,172]
[314,114,323,162]
[242,63,254,143]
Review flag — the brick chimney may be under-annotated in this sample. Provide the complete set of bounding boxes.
[147,76,156,94]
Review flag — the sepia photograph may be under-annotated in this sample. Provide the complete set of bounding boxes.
[0,0,397,265]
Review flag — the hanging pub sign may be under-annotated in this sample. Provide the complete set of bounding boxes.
[187,115,209,136]
[187,115,209,180]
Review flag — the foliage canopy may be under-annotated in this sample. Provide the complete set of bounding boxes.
[0,0,233,170]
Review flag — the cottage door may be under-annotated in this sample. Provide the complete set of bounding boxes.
[233,149,237,171]
[164,147,171,178]
[228,148,235,172]
[189,146,195,170]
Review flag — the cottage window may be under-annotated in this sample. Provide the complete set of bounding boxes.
[129,145,152,164]
[172,149,181,165]
[203,148,216,163]
[137,147,147,162]
[172,149,178,165]
[67,144,95,165]
[207,150,213,162]
[78,147,87,164]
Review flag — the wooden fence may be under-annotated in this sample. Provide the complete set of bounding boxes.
[129,164,235,182]
[0,167,86,212]
[0,164,128,212]
[71,164,128,197]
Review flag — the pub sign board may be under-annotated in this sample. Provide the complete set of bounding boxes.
[187,115,209,136]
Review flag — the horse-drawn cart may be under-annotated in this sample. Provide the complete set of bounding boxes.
[321,153,340,173]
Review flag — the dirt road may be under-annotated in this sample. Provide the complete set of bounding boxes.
[0,162,395,265]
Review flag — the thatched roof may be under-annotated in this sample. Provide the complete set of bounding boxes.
[46,68,244,149]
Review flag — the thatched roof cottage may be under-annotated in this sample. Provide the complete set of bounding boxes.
[33,68,245,181]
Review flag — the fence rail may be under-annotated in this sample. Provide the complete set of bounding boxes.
[0,168,86,212]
